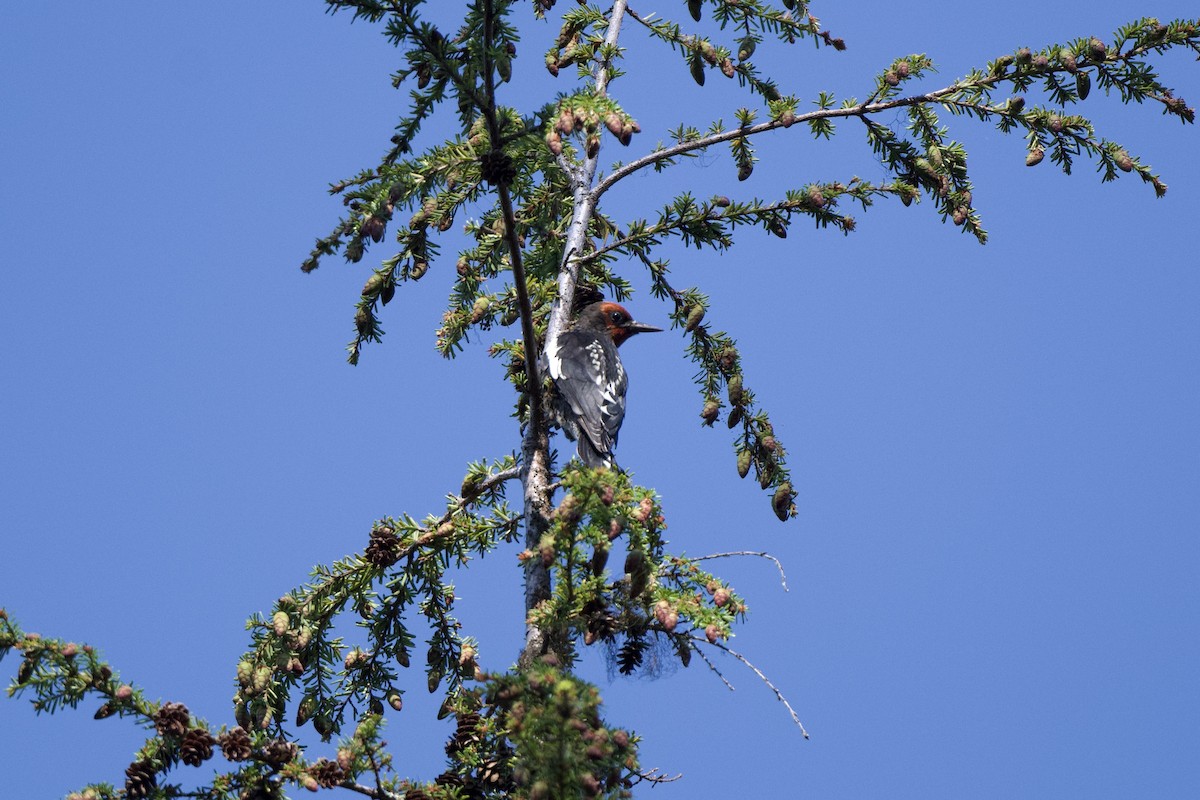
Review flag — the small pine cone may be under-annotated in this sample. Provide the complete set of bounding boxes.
[604,111,624,139]
[727,375,744,405]
[446,712,482,754]
[310,759,348,789]
[456,711,482,735]
[181,729,216,767]
[479,150,517,186]
[556,107,574,136]
[155,701,191,738]
[478,758,508,787]
[360,215,385,243]
[365,525,402,568]
[405,790,431,800]
[124,761,158,799]
[220,726,253,761]
[718,346,738,373]
[1076,72,1091,100]
[772,482,795,522]
[262,738,299,767]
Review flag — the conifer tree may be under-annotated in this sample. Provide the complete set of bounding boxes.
[4,3,1198,798]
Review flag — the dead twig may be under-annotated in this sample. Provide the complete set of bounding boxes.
[692,550,790,592]
[690,636,808,739]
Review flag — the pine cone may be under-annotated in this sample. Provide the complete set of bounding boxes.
[446,712,482,755]
[479,150,517,186]
[478,758,511,789]
[456,712,482,736]
[219,726,253,761]
[155,701,191,738]
[435,772,465,788]
[309,759,348,789]
[404,789,431,800]
[124,761,157,799]
[261,738,299,767]
[365,525,402,568]
[181,729,216,766]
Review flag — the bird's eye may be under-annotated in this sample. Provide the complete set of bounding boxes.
[610,311,623,323]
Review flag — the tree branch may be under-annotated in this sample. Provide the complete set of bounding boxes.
[692,550,790,592]
[341,781,397,799]
[546,0,630,346]
[521,0,631,667]
[690,635,809,738]
[591,46,1180,202]
[480,0,544,429]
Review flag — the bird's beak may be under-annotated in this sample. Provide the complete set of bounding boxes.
[625,320,663,335]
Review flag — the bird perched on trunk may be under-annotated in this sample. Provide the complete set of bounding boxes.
[544,300,662,469]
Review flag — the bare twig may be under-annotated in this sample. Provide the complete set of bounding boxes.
[692,550,790,592]
[628,766,685,786]
[691,643,736,691]
[690,636,808,738]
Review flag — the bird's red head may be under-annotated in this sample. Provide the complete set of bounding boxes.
[591,301,663,347]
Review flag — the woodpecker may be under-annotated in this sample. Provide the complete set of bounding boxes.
[544,300,662,469]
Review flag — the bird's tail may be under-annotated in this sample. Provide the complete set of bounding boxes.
[576,437,615,470]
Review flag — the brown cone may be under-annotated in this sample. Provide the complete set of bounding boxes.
[124,762,158,799]
[181,729,216,767]
[154,702,190,738]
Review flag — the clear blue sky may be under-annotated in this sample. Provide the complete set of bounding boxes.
[3,2,1198,798]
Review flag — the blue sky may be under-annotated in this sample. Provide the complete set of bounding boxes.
[3,2,1198,797]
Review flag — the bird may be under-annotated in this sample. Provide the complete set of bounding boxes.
[543,300,662,469]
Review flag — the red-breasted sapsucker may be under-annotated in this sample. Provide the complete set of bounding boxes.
[544,301,662,469]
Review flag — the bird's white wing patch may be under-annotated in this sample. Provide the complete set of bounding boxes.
[544,337,565,380]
